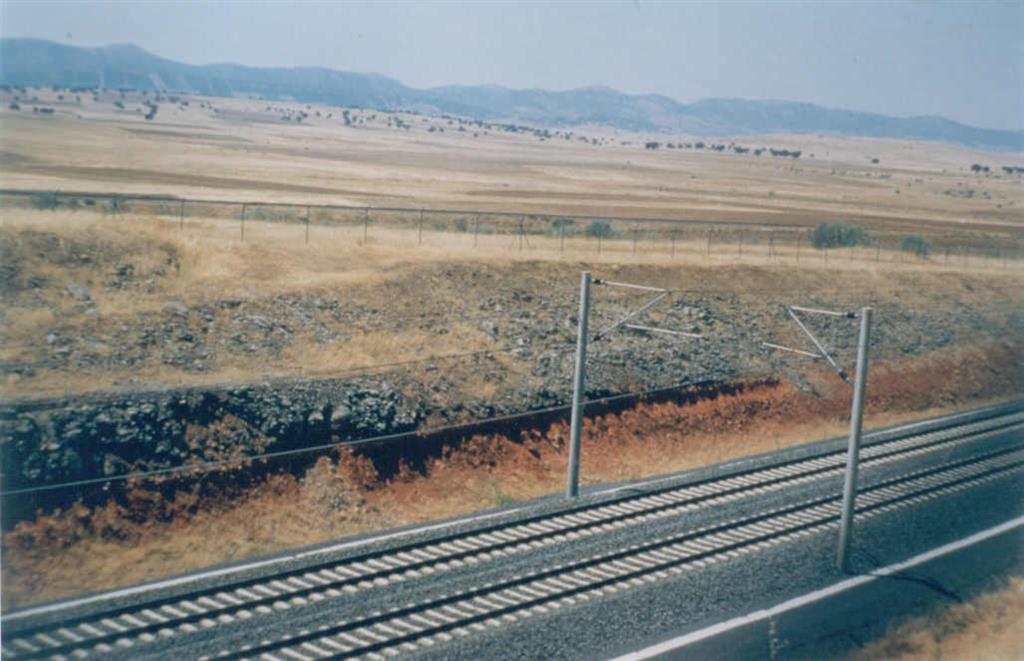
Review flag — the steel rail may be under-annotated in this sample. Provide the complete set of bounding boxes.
[218,447,1024,660]
[4,411,1020,659]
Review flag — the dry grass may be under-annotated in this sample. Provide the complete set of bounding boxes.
[1,88,1022,230]
[7,207,1018,287]
[2,341,1019,610]
[1,206,1021,399]
[850,576,1024,661]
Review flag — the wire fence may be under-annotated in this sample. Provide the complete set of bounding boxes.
[3,188,1023,271]
[2,186,1022,504]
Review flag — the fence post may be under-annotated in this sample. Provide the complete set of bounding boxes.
[566,271,592,498]
[706,230,712,260]
[240,203,247,241]
[836,307,872,572]
[305,205,311,245]
[559,222,565,253]
[519,218,525,251]
[796,234,801,263]
[418,209,424,246]
[474,215,480,248]
[364,207,370,243]
[179,199,185,231]
[632,226,638,255]
[670,230,676,259]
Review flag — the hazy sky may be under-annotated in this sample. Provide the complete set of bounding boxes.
[2,0,1022,131]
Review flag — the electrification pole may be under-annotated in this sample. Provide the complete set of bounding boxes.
[566,271,592,498]
[836,307,872,572]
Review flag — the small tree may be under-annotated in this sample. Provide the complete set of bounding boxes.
[585,220,614,238]
[900,235,931,258]
[31,191,60,210]
[810,222,869,249]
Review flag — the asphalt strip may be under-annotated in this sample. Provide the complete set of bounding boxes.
[608,514,1024,661]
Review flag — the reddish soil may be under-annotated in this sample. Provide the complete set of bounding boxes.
[1,341,1021,609]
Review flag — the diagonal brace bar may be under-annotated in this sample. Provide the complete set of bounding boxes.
[592,291,669,342]
[625,323,703,339]
[594,279,669,293]
[761,341,821,358]
[787,306,851,384]
[789,305,857,318]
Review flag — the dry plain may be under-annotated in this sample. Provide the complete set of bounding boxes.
[1,87,1022,230]
[0,88,1023,609]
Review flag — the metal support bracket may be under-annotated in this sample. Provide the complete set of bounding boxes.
[590,278,710,343]
[784,306,852,384]
[625,324,704,339]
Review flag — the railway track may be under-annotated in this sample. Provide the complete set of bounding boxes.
[2,405,1021,660]
[225,445,1024,660]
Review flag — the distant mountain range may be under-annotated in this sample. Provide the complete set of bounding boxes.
[2,38,1021,150]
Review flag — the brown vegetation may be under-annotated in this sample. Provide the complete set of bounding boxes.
[2,341,1019,610]
[850,576,1024,661]
[1,85,1022,618]
[2,209,1021,399]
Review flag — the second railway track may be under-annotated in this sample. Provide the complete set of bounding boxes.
[3,404,1022,660]
[224,444,1024,660]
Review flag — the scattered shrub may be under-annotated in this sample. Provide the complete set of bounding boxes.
[901,235,932,258]
[585,220,615,238]
[810,222,869,249]
[30,191,60,210]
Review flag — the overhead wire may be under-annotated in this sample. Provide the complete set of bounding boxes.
[1,376,714,498]
[2,273,959,497]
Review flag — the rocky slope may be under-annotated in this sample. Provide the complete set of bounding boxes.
[3,258,1022,521]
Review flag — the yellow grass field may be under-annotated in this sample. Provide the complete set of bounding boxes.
[1,87,1022,232]
[1,86,1023,612]
[2,206,1021,398]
